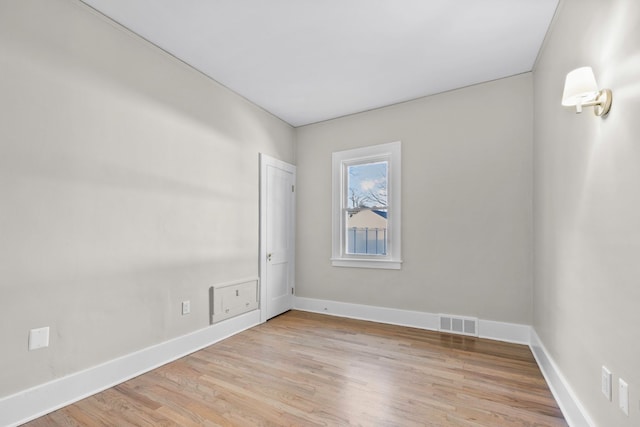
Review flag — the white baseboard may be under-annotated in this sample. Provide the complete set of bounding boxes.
[479,318,531,345]
[1,300,593,427]
[0,310,261,427]
[293,296,530,345]
[294,296,440,330]
[530,330,595,427]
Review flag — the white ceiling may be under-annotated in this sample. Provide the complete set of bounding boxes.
[81,0,559,127]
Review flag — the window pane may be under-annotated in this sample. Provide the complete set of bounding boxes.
[345,208,387,255]
[347,161,388,209]
[345,161,388,255]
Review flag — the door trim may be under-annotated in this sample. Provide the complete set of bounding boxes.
[259,153,296,323]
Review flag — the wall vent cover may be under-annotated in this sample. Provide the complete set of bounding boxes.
[438,314,478,337]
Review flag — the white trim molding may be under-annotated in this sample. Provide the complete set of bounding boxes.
[331,141,402,270]
[330,258,403,270]
[530,330,596,427]
[294,296,440,330]
[294,297,530,345]
[479,318,531,345]
[0,310,261,427]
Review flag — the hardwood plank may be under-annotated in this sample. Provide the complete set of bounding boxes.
[24,311,567,426]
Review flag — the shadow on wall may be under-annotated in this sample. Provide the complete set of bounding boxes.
[2,0,290,152]
[0,148,241,202]
[1,253,253,388]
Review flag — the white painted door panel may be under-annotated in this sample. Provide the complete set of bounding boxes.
[260,155,295,321]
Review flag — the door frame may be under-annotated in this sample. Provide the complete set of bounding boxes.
[259,153,296,323]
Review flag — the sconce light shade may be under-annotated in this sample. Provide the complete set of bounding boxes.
[561,66,612,116]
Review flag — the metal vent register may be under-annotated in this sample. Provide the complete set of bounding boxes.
[439,314,478,337]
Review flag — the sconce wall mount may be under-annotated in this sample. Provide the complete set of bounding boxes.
[562,66,612,117]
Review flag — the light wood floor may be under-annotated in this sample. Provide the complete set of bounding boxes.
[26,311,567,426]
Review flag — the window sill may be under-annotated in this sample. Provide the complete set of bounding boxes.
[330,258,402,270]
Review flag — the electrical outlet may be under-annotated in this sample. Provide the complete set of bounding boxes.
[28,327,50,350]
[182,300,191,315]
[619,378,629,415]
[602,366,612,401]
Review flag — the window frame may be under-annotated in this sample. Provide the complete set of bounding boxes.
[331,141,402,269]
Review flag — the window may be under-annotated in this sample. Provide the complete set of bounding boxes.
[331,141,402,269]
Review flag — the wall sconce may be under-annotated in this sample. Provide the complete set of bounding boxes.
[562,66,612,116]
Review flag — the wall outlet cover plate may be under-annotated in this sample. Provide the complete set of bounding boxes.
[619,378,629,415]
[28,327,50,350]
[182,300,191,315]
[602,366,612,401]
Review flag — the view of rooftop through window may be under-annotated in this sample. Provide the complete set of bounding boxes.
[346,161,388,255]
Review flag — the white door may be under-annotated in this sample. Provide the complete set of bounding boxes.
[259,154,296,322]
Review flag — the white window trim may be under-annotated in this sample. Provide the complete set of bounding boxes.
[331,141,402,269]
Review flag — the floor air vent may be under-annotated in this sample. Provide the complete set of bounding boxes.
[439,314,478,337]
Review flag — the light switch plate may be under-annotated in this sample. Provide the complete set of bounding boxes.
[182,300,191,315]
[619,378,629,415]
[602,366,612,401]
[28,327,50,350]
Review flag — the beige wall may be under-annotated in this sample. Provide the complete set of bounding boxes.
[7,2,637,425]
[0,0,294,397]
[533,0,640,425]
[296,74,533,324]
